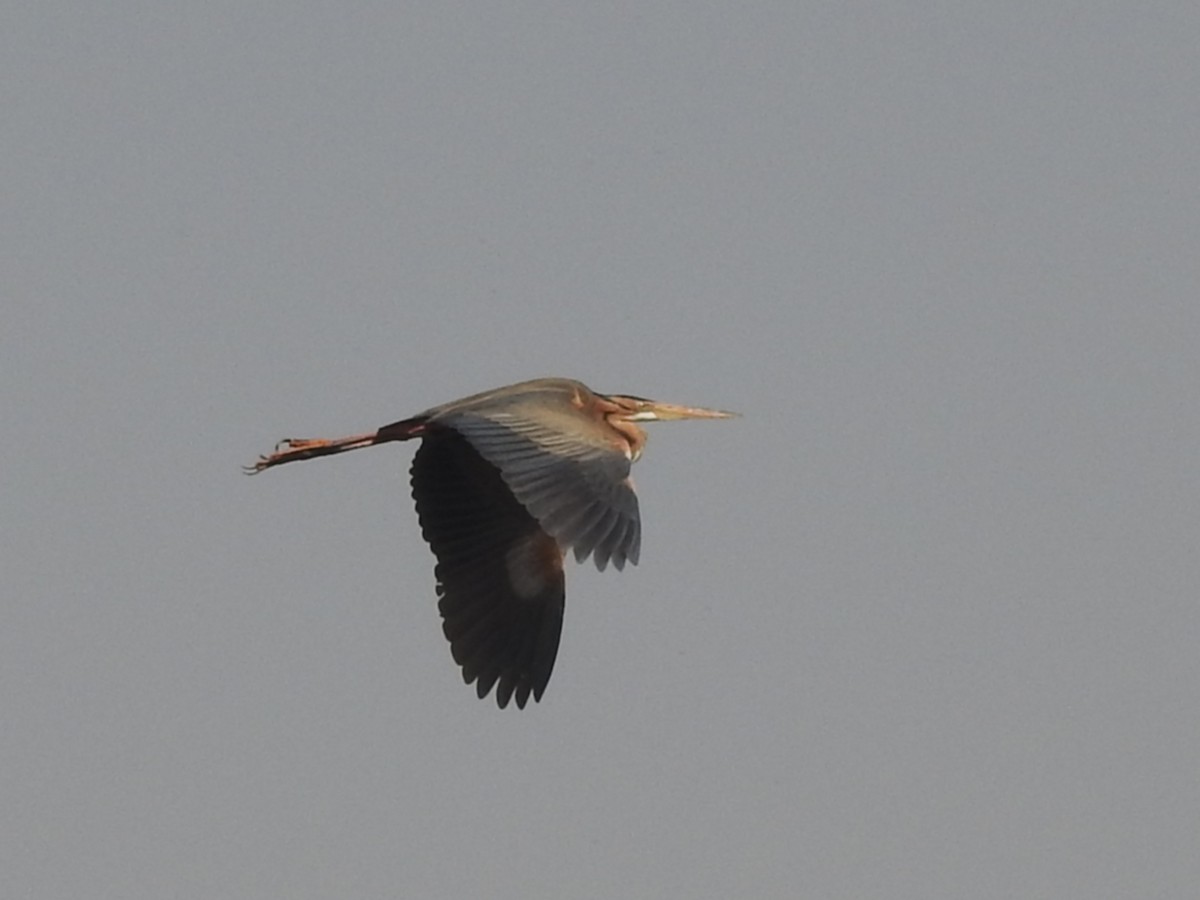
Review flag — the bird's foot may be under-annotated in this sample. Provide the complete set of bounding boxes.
[243,438,327,474]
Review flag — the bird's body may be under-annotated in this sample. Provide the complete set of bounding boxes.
[249,377,733,708]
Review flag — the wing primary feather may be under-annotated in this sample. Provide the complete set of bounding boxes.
[411,429,566,708]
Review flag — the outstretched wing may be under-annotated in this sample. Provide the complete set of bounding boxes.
[411,430,565,709]
[437,409,641,571]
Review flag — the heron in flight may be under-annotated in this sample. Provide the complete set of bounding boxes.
[248,377,735,709]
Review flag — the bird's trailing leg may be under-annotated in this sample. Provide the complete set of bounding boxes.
[245,433,379,473]
[246,417,429,474]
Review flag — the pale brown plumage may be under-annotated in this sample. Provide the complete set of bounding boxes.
[248,377,734,708]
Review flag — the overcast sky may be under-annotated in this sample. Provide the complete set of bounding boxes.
[5,4,1199,898]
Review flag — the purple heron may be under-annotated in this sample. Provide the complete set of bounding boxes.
[248,377,735,709]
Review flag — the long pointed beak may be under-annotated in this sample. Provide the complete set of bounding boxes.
[628,401,739,422]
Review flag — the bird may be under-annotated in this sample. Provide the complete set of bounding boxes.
[247,377,735,708]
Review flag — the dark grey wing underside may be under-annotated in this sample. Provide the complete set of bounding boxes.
[411,430,565,709]
[439,411,641,571]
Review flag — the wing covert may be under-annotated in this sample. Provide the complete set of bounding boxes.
[437,410,641,571]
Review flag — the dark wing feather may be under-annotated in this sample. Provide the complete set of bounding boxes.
[411,430,565,709]
[437,410,641,571]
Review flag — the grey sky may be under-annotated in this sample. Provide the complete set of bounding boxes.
[5,4,1198,898]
